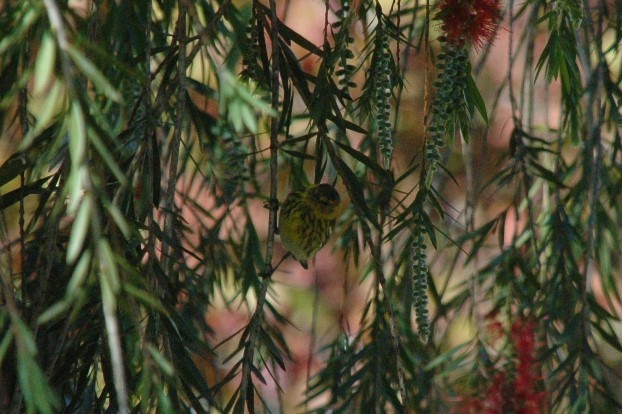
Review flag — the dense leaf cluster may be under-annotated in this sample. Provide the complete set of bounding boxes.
[0,0,621,413]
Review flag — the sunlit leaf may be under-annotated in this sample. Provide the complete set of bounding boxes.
[34,32,56,95]
[66,44,122,102]
[66,196,91,264]
[18,81,64,151]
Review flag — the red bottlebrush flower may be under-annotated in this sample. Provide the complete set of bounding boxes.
[454,318,547,414]
[511,319,547,414]
[483,372,507,414]
[437,0,502,50]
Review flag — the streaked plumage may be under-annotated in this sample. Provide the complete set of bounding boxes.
[278,184,341,269]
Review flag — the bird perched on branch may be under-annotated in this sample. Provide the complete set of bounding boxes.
[278,184,341,269]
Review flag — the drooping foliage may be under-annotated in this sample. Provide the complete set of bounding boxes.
[0,0,621,413]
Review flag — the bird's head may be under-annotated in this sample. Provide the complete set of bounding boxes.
[307,184,341,218]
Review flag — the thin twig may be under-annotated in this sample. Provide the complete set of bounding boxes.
[153,6,187,411]
[1,243,24,414]
[238,0,282,408]
[34,2,130,414]
[264,0,281,280]
[184,0,234,70]
[144,0,157,286]
[19,75,28,319]
[101,289,129,414]
[373,214,407,410]
[161,8,187,275]
[42,0,76,94]
[305,269,321,410]
[238,279,270,409]
[578,0,604,382]
[148,0,233,128]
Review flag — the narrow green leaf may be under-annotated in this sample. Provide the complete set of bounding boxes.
[17,348,60,414]
[264,4,324,56]
[424,342,469,371]
[105,202,131,239]
[66,196,91,264]
[459,219,497,263]
[68,101,87,166]
[12,315,37,355]
[18,82,64,151]
[224,388,241,414]
[239,104,258,133]
[334,139,387,175]
[466,72,488,124]
[157,389,174,414]
[250,363,266,384]
[66,44,122,102]
[0,330,13,363]
[34,33,56,95]
[66,164,85,214]
[147,344,176,376]
[0,6,40,55]
[67,249,92,296]
[37,300,69,324]
[529,162,566,187]
[89,130,129,187]
[99,239,120,308]
[259,329,286,371]
[336,158,380,230]
[280,148,316,160]
[535,33,552,81]
[281,132,318,145]
[124,283,167,314]
[0,177,51,209]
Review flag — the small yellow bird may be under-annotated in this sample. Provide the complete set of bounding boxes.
[278,184,341,269]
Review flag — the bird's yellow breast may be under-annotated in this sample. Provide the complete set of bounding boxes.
[278,188,337,266]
